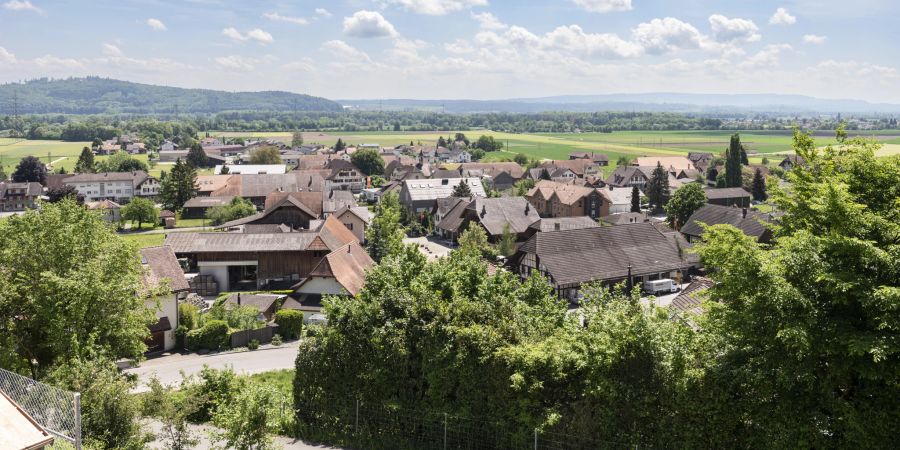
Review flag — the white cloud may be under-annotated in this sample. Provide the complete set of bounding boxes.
[542,25,643,58]
[146,18,167,31]
[815,60,898,78]
[571,0,632,13]
[802,34,827,44]
[214,54,277,71]
[740,43,791,69]
[769,7,796,25]
[387,0,487,16]
[471,11,506,30]
[632,17,703,54]
[315,8,332,18]
[263,12,308,25]
[33,55,84,70]
[0,46,16,63]
[322,40,372,63]
[102,43,122,57]
[709,14,761,43]
[222,27,274,44]
[342,10,398,38]
[2,0,42,14]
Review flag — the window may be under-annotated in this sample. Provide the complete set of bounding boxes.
[345,223,353,230]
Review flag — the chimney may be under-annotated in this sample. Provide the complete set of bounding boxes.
[348,245,352,253]
[524,203,530,215]
[554,222,561,231]
[237,293,241,305]
[742,207,748,218]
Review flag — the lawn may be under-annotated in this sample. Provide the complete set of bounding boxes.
[120,233,165,249]
[245,369,294,399]
[174,217,209,228]
[0,138,90,172]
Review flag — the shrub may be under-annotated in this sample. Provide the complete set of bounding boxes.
[274,309,303,340]
[181,366,245,423]
[179,303,200,330]
[174,325,188,350]
[186,320,229,351]
[248,339,260,350]
[270,334,283,346]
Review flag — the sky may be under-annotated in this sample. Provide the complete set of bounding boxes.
[1,0,899,102]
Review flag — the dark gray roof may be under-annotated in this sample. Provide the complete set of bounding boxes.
[167,216,357,253]
[64,171,150,186]
[518,222,693,286]
[0,182,43,198]
[703,187,750,200]
[605,166,654,187]
[681,204,771,241]
[223,293,283,313]
[436,197,472,233]
[670,276,714,316]
[322,190,356,215]
[599,212,649,225]
[183,196,236,208]
[528,217,600,232]
[467,197,540,236]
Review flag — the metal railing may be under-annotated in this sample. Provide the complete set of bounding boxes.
[0,367,81,449]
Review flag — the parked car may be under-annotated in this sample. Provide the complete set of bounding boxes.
[643,278,679,295]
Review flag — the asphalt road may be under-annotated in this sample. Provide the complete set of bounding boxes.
[125,341,299,392]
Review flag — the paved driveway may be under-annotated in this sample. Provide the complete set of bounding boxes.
[126,341,299,392]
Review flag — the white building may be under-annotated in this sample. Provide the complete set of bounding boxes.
[63,171,159,203]
[140,246,189,352]
[215,164,287,175]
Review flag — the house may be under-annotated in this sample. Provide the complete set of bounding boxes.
[433,197,470,238]
[160,141,178,151]
[324,160,366,193]
[200,137,222,147]
[437,196,540,243]
[525,180,610,219]
[63,171,159,203]
[605,165,655,188]
[86,199,122,222]
[687,152,714,172]
[208,172,326,209]
[538,159,601,178]
[222,192,324,230]
[166,215,359,292]
[634,156,695,173]
[704,187,751,208]
[140,245,189,352]
[603,185,638,214]
[181,196,235,219]
[0,389,54,450]
[520,216,600,241]
[215,164,286,175]
[512,222,697,301]
[195,175,234,197]
[568,152,610,166]
[97,141,120,155]
[0,182,42,212]
[159,209,176,228]
[681,204,773,244]
[126,142,146,154]
[289,242,375,314]
[298,154,330,170]
[457,162,525,190]
[446,149,472,163]
[779,155,806,171]
[400,178,486,213]
[223,293,284,321]
[158,150,189,163]
[333,205,371,244]
[599,212,650,226]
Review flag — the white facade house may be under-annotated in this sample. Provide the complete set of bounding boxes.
[140,246,189,352]
[63,171,159,203]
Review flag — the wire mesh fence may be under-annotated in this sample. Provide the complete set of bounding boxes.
[293,393,637,450]
[0,367,81,449]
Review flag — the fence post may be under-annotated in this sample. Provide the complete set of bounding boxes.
[443,413,447,450]
[74,392,82,450]
[355,398,359,434]
[534,428,538,450]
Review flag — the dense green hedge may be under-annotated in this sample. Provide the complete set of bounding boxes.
[186,320,229,351]
[274,310,303,340]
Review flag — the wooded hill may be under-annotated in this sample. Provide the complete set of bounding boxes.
[0,77,343,115]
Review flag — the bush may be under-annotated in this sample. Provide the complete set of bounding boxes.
[274,309,303,340]
[174,325,188,350]
[248,339,260,350]
[270,334,283,346]
[179,303,200,330]
[181,366,245,423]
[186,320,229,351]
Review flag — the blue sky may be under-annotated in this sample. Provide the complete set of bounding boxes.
[1,0,899,102]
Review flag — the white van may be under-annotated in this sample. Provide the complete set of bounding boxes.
[643,278,679,295]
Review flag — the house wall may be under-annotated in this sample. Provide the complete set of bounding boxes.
[145,294,179,351]
[337,211,366,243]
[296,277,347,296]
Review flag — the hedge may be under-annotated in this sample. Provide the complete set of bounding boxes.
[186,320,229,351]
[274,309,304,340]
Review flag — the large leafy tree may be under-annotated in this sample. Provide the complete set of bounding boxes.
[365,192,405,263]
[292,131,304,147]
[206,196,257,225]
[664,183,707,229]
[248,146,282,165]
[11,155,47,184]
[121,197,159,229]
[350,148,385,176]
[644,162,670,212]
[0,199,155,378]
[695,129,900,447]
[158,158,197,211]
[75,146,95,173]
[95,152,149,173]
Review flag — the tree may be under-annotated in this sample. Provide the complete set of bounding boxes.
[75,146,95,173]
[645,162,670,212]
[497,223,517,257]
[616,155,633,167]
[158,158,197,212]
[761,156,769,165]
[220,165,230,174]
[48,357,150,450]
[513,153,529,165]
[121,197,159,229]
[206,197,257,225]
[694,129,900,447]
[437,136,447,148]
[725,133,743,187]
[11,155,47,184]
[186,143,208,168]
[95,152,148,173]
[292,131,304,147]
[663,183,706,229]
[452,180,473,197]
[457,224,494,259]
[142,377,200,450]
[351,148,385,176]
[214,384,281,450]
[0,165,6,181]
[630,185,641,212]
[751,167,767,201]
[474,135,503,152]
[454,133,470,147]
[334,138,346,152]
[539,168,551,180]
[248,146,282,165]
[739,144,749,165]
[47,185,82,203]
[0,199,155,378]
[365,192,405,262]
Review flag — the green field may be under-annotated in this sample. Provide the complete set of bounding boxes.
[120,233,165,249]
